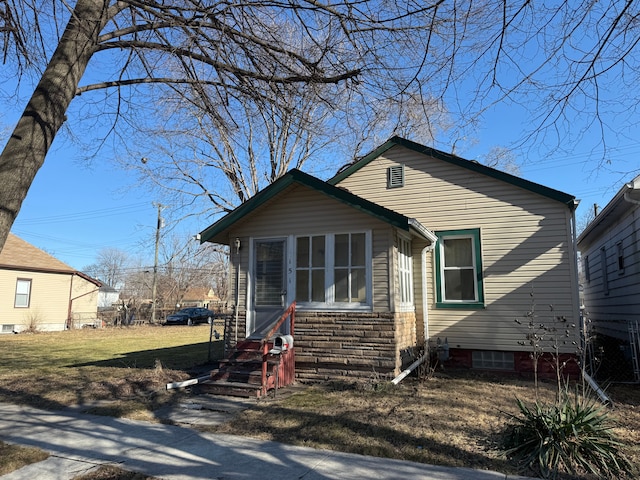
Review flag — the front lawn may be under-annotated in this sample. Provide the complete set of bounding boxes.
[0,324,223,417]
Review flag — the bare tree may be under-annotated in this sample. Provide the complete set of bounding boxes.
[0,0,448,252]
[82,247,130,287]
[154,233,227,311]
[478,146,522,176]
[3,0,640,254]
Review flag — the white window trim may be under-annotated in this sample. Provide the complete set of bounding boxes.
[397,233,414,311]
[435,228,485,308]
[294,231,372,311]
[15,278,32,308]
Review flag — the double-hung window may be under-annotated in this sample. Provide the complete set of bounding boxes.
[435,229,484,308]
[398,235,413,308]
[15,278,32,308]
[295,232,370,308]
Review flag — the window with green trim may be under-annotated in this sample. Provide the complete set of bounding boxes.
[435,229,484,308]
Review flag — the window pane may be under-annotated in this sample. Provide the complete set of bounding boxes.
[335,234,349,266]
[352,268,366,302]
[311,270,325,302]
[444,238,472,267]
[335,268,349,302]
[312,236,325,267]
[296,270,309,301]
[351,233,365,266]
[444,269,475,301]
[15,279,31,307]
[255,241,284,305]
[296,237,309,268]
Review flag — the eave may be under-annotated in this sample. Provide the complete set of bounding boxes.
[329,136,577,210]
[199,168,436,245]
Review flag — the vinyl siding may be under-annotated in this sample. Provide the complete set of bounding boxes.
[225,184,393,312]
[336,145,580,353]
[580,206,640,340]
[0,269,72,331]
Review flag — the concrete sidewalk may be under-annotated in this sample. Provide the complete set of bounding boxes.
[0,402,534,480]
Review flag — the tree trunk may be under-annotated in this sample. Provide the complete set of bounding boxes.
[0,0,110,252]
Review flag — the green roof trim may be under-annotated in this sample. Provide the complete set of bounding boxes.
[329,136,577,210]
[199,168,422,244]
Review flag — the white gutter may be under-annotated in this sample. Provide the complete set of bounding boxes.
[624,192,640,205]
[392,224,436,386]
[421,241,436,354]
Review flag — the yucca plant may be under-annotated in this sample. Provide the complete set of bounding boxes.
[502,384,634,479]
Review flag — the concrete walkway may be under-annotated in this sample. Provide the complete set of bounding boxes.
[0,402,535,480]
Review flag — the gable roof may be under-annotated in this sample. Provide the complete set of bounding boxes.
[577,174,640,247]
[199,168,436,245]
[0,233,102,286]
[329,136,577,210]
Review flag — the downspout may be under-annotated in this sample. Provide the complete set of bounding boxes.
[391,242,434,386]
[391,225,436,385]
[234,238,241,347]
[421,243,435,353]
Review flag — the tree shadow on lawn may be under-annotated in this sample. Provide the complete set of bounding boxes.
[70,341,223,371]
[215,402,514,474]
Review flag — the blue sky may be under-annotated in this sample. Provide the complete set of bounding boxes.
[5,3,640,272]
[6,100,638,272]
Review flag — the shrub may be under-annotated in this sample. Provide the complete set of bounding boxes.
[502,383,634,479]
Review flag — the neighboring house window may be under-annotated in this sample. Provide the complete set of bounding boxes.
[435,229,484,308]
[295,232,371,308]
[584,255,590,282]
[387,165,404,188]
[617,241,625,274]
[15,278,32,308]
[398,235,414,307]
[2,325,15,334]
[601,247,609,295]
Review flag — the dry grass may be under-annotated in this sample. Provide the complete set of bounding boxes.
[72,465,157,480]
[212,372,640,478]
[1,326,638,479]
[0,324,223,419]
[0,441,49,475]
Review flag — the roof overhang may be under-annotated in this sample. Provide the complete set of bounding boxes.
[577,174,640,247]
[199,169,437,245]
[330,136,577,211]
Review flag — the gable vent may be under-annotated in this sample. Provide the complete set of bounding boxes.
[387,165,405,188]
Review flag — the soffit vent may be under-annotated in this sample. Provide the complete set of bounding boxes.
[387,165,405,188]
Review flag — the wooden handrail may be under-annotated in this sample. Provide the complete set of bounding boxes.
[261,301,296,395]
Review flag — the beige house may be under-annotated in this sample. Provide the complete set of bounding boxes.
[0,233,102,333]
[200,137,581,380]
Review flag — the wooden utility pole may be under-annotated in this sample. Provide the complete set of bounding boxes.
[151,203,164,324]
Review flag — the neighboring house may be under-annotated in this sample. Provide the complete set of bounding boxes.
[199,137,581,381]
[98,285,120,308]
[577,174,640,381]
[180,287,223,310]
[0,233,102,332]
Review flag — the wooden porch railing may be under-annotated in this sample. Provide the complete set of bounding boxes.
[261,301,296,396]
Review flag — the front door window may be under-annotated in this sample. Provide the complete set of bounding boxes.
[251,238,286,337]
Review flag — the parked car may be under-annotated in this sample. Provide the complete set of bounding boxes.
[165,307,215,326]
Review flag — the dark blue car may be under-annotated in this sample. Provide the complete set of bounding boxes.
[165,307,215,326]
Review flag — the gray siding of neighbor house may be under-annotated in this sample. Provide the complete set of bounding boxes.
[580,205,640,340]
[335,145,581,354]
